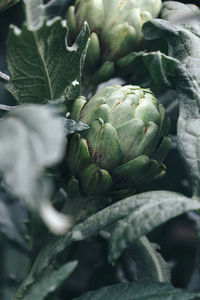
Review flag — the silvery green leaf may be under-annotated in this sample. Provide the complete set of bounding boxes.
[17,191,200,297]
[0,104,72,234]
[0,185,28,250]
[108,236,170,283]
[74,281,200,300]
[16,261,77,300]
[143,5,200,197]
[0,71,10,83]
[65,118,88,136]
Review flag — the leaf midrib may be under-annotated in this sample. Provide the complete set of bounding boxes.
[33,30,53,101]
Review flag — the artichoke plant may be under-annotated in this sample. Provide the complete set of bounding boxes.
[67,85,171,198]
[66,0,162,87]
[0,0,20,11]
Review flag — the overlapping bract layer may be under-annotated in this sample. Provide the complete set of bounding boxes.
[67,85,171,197]
[66,0,162,84]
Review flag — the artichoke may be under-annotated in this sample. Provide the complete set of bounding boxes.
[66,0,162,86]
[67,85,171,198]
[0,0,20,11]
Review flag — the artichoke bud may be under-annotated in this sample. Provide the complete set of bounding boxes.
[66,85,171,198]
[66,0,162,84]
[80,164,113,195]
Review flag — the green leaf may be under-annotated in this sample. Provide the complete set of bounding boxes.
[65,118,89,136]
[0,185,28,250]
[108,191,200,262]
[73,281,200,300]
[17,191,200,297]
[0,71,10,83]
[6,18,89,104]
[143,7,200,197]
[0,104,72,234]
[23,0,44,31]
[0,104,65,197]
[142,51,177,87]
[23,0,69,31]
[161,1,200,27]
[108,236,170,283]
[118,50,176,88]
[133,237,170,283]
[0,104,17,117]
[16,261,77,300]
[44,0,66,19]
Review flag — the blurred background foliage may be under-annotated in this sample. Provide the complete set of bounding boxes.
[1,1,200,299]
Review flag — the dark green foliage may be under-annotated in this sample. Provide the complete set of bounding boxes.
[1,1,200,300]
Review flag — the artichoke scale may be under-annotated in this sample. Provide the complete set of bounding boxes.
[116,118,147,161]
[67,134,91,173]
[75,0,105,33]
[116,118,159,161]
[135,159,160,185]
[102,22,137,60]
[152,136,172,164]
[67,176,81,197]
[66,6,78,43]
[70,96,87,121]
[108,96,136,127]
[80,163,113,195]
[158,104,171,138]
[86,119,123,170]
[111,154,150,188]
[85,32,101,71]
[90,103,111,123]
[134,98,161,125]
[137,121,160,157]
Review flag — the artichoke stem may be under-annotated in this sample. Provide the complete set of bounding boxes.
[62,194,109,223]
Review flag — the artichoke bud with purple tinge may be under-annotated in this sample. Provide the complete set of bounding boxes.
[66,85,171,198]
